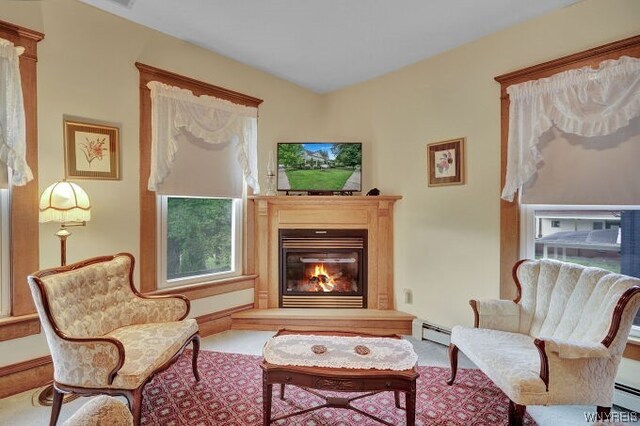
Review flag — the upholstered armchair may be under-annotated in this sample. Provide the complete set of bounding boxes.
[28,253,200,426]
[447,259,640,426]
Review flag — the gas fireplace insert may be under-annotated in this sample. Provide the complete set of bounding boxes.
[279,229,367,308]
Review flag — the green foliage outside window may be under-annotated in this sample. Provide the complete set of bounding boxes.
[167,197,233,280]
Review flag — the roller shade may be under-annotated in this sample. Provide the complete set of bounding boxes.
[156,131,245,198]
[502,56,640,203]
[521,118,640,205]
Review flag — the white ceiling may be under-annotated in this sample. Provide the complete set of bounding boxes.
[79,0,582,93]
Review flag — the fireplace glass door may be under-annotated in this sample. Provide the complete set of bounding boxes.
[280,229,366,308]
[285,251,361,294]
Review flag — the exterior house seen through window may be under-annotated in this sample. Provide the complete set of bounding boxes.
[524,208,640,332]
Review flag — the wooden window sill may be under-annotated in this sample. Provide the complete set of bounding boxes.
[0,314,41,341]
[623,336,640,361]
[150,274,257,300]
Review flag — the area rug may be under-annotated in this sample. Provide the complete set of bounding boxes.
[141,350,535,425]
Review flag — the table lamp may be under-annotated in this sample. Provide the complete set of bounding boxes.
[39,180,91,266]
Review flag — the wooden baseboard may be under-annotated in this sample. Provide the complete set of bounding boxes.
[0,355,52,399]
[195,303,254,337]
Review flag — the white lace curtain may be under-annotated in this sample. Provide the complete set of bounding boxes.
[502,56,640,202]
[0,37,32,187]
[147,81,259,195]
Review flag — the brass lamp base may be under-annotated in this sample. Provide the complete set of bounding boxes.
[37,382,79,406]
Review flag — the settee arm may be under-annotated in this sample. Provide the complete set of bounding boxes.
[533,338,611,392]
[469,299,520,332]
[130,293,190,323]
[50,336,125,387]
[541,338,610,360]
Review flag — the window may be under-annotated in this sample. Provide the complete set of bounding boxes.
[137,64,262,293]
[157,196,242,289]
[522,206,640,336]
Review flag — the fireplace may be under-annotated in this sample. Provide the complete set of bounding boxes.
[279,229,367,308]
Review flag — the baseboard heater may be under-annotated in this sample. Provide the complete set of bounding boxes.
[614,383,640,414]
[412,319,451,346]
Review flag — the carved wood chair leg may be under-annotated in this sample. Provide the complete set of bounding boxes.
[597,405,611,421]
[394,390,401,408]
[49,385,64,426]
[446,344,459,385]
[280,383,285,400]
[191,334,201,382]
[508,400,526,426]
[130,389,143,426]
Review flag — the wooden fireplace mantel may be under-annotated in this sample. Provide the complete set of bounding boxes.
[249,195,402,310]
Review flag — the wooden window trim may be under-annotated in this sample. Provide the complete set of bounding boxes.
[495,35,640,356]
[136,63,262,293]
[0,19,43,340]
[150,273,257,301]
[624,337,640,361]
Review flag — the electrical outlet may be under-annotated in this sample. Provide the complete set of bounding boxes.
[403,288,413,304]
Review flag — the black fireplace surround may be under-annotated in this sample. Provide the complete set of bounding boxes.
[279,229,367,308]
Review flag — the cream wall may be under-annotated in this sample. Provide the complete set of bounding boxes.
[320,0,640,387]
[0,0,323,366]
[1,0,639,385]
[322,0,640,328]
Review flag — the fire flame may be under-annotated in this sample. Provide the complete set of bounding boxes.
[311,264,335,292]
[313,263,328,277]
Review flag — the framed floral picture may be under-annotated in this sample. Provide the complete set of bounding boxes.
[64,118,120,180]
[426,137,465,186]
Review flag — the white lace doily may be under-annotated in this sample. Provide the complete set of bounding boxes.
[263,334,418,370]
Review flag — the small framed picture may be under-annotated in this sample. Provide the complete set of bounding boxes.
[64,118,120,180]
[426,138,465,187]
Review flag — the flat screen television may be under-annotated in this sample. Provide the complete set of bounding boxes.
[277,142,362,193]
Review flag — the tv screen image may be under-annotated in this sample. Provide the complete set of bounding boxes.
[277,142,362,192]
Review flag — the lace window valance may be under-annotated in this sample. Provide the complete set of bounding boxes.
[0,37,31,187]
[147,81,259,196]
[502,56,640,202]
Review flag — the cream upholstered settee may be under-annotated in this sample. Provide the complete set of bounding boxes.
[447,259,640,426]
[28,253,200,426]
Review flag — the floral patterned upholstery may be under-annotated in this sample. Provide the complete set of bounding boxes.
[107,320,198,389]
[64,396,133,426]
[451,259,640,410]
[41,256,187,338]
[28,253,200,426]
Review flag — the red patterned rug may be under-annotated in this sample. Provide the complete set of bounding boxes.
[141,350,535,425]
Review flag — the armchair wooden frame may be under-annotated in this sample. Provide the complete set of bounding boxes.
[447,260,640,426]
[28,253,201,426]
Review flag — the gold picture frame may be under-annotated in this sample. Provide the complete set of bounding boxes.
[64,118,120,180]
[426,137,465,187]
